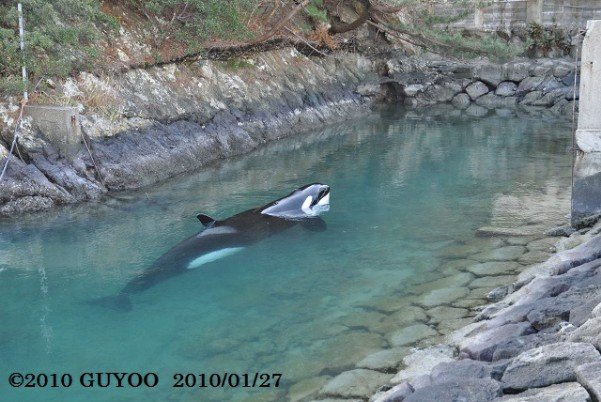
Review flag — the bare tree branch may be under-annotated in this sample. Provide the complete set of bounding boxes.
[326,0,371,34]
[253,0,312,43]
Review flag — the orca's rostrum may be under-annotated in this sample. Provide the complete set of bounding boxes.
[89,183,331,311]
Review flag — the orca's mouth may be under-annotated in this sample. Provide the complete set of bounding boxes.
[313,186,331,208]
[318,187,330,201]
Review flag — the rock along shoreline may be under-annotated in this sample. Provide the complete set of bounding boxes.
[0,48,580,217]
[0,48,374,216]
[360,220,601,402]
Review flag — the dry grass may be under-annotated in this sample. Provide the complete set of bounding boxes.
[309,24,339,49]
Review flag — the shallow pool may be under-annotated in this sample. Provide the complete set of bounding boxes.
[0,106,571,401]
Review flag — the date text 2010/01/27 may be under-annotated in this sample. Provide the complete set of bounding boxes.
[173,373,282,388]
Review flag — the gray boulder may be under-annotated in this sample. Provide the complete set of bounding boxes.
[575,361,601,401]
[496,382,590,401]
[505,61,531,82]
[491,332,557,362]
[530,63,553,77]
[501,342,601,392]
[465,81,490,100]
[538,76,563,92]
[487,285,513,302]
[430,359,495,383]
[390,345,455,384]
[562,71,579,87]
[569,317,601,349]
[520,91,544,105]
[495,82,518,97]
[404,378,501,402]
[475,64,506,86]
[553,62,573,78]
[372,382,414,402]
[459,322,534,361]
[517,76,544,93]
[426,85,457,103]
[403,84,424,97]
[442,80,463,93]
[356,80,383,97]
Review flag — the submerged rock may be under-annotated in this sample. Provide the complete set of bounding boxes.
[476,227,536,237]
[465,104,489,117]
[469,275,515,289]
[472,246,526,262]
[525,237,557,251]
[356,348,409,372]
[518,250,550,264]
[389,324,438,346]
[427,306,469,323]
[288,375,330,402]
[417,287,470,308]
[320,369,392,399]
[409,272,474,294]
[467,261,521,277]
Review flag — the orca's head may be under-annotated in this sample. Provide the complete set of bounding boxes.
[261,183,330,219]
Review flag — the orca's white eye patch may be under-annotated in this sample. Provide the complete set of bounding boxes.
[301,196,314,214]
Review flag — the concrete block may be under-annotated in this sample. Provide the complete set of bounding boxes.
[23,105,81,158]
[573,20,601,224]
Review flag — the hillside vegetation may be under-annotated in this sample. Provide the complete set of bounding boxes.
[0,0,528,96]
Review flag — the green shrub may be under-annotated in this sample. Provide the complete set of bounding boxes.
[136,0,257,50]
[305,0,328,23]
[0,0,118,95]
[0,0,257,96]
[527,22,570,55]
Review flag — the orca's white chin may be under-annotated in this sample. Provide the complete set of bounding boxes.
[312,204,330,215]
[317,193,330,206]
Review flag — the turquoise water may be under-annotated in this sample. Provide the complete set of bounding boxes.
[0,106,570,401]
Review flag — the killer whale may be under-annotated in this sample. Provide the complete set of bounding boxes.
[89,183,331,311]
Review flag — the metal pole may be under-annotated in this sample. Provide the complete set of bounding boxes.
[18,3,28,102]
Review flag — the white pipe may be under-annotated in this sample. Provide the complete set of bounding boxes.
[18,3,28,102]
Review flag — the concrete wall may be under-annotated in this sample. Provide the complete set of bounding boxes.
[434,0,601,31]
[572,20,601,225]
